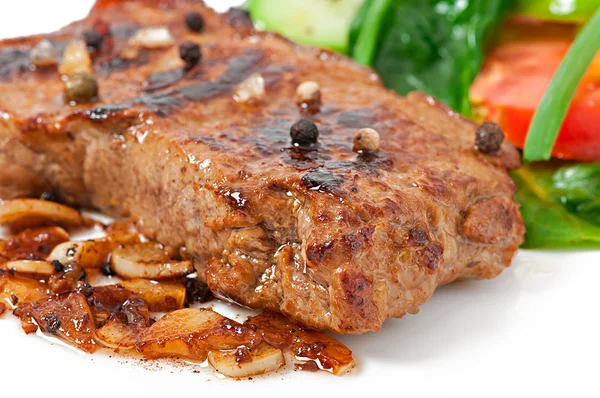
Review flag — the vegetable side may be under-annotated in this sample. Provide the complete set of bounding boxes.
[513,163,600,248]
[516,0,600,23]
[349,0,512,116]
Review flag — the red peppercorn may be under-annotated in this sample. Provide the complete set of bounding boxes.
[93,20,110,36]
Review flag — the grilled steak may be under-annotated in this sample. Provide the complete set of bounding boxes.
[0,0,524,333]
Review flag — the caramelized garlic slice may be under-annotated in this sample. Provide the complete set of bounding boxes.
[111,243,193,279]
[208,343,285,378]
[118,279,185,311]
[94,317,143,350]
[0,199,84,230]
[136,308,259,361]
[4,260,55,276]
[48,240,113,269]
[0,273,49,309]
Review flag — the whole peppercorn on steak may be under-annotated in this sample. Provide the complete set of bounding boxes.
[0,0,524,333]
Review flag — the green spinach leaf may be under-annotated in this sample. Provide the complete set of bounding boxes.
[349,0,513,115]
[513,164,600,249]
[552,163,600,227]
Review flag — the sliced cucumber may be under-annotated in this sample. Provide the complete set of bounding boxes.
[248,0,364,54]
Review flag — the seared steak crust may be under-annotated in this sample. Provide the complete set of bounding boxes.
[0,0,524,333]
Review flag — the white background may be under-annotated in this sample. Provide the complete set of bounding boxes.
[1,1,599,397]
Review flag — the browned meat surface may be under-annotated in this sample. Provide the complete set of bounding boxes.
[0,0,524,333]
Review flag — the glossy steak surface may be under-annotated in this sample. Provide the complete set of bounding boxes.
[0,0,524,333]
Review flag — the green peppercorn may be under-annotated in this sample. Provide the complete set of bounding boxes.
[65,72,98,102]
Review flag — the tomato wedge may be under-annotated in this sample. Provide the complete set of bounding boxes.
[470,20,600,162]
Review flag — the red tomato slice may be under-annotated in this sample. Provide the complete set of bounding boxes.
[470,21,600,162]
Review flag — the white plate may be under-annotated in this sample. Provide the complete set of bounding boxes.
[1,2,599,397]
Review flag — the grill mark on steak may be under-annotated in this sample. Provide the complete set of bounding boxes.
[337,108,378,129]
[301,169,343,192]
[97,51,149,76]
[324,152,393,175]
[144,68,188,92]
[260,118,293,143]
[0,23,143,81]
[95,49,266,115]
[0,48,32,79]
[95,23,148,76]
[0,41,67,80]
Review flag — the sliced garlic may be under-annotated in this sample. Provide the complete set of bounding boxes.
[4,260,55,276]
[30,39,57,67]
[208,344,285,378]
[58,39,92,76]
[0,198,84,230]
[136,308,224,360]
[0,273,48,309]
[94,318,141,350]
[47,240,113,269]
[111,243,193,279]
[118,279,185,312]
[129,27,174,49]
[234,73,265,104]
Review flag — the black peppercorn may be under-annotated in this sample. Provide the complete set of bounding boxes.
[45,315,61,334]
[76,281,94,297]
[475,122,504,154]
[83,30,104,51]
[78,267,88,282]
[179,41,202,68]
[52,260,65,272]
[290,119,319,145]
[185,11,205,32]
[99,261,115,277]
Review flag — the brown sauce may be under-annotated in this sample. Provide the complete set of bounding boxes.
[0,226,69,263]
[0,206,355,378]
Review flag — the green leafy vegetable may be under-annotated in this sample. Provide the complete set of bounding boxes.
[516,0,600,23]
[551,163,600,227]
[522,7,600,162]
[349,0,513,115]
[349,0,393,66]
[513,164,600,249]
